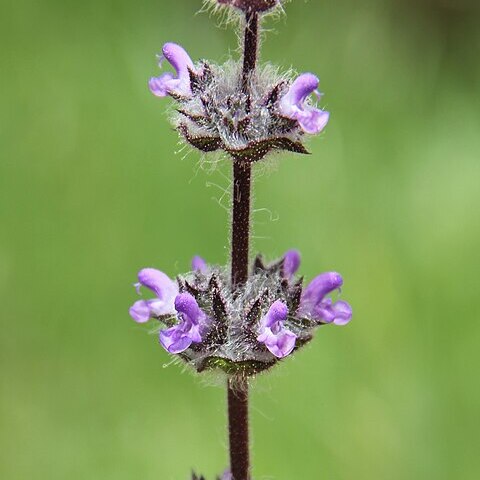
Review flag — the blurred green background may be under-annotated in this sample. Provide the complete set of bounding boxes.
[1,0,479,479]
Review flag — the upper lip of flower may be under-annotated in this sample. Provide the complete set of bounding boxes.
[128,268,179,323]
[148,42,195,98]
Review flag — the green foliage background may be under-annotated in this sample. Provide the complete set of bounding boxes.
[1,0,479,478]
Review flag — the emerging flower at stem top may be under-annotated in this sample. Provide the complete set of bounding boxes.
[149,42,195,98]
[279,73,330,135]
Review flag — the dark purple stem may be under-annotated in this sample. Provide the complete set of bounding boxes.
[228,9,260,480]
[231,160,252,289]
[242,10,259,93]
[228,378,250,480]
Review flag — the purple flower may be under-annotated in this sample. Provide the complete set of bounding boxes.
[299,272,352,325]
[129,268,179,323]
[159,293,208,354]
[279,73,330,134]
[257,300,297,358]
[149,42,195,98]
[219,470,232,480]
[283,249,301,279]
[191,255,208,273]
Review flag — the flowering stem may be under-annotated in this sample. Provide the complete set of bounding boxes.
[228,378,250,480]
[231,161,252,288]
[242,10,259,93]
[227,9,260,480]
[229,160,251,478]
[231,7,259,289]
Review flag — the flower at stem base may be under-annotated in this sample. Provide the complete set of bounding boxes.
[279,73,329,134]
[129,268,178,323]
[159,293,208,354]
[299,272,352,325]
[149,42,195,98]
[257,300,296,358]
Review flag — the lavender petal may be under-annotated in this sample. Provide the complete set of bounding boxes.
[191,255,208,273]
[149,42,195,98]
[257,300,297,358]
[332,300,353,326]
[301,272,343,308]
[137,268,178,300]
[283,249,301,278]
[129,300,151,323]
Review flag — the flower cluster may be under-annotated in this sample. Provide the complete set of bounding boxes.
[130,250,351,376]
[149,43,329,162]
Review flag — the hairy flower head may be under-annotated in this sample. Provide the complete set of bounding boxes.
[129,251,351,377]
[148,42,329,163]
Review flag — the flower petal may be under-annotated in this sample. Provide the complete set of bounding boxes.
[261,300,288,329]
[137,268,178,300]
[148,73,175,97]
[257,300,296,358]
[159,326,193,353]
[302,272,343,308]
[149,42,195,98]
[191,255,208,273]
[281,73,320,106]
[283,249,301,278]
[332,300,353,326]
[129,300,151,323]
[262,328,297,358]
[174,292,206,326]
[297,108,329,135]
[162,42,194,79]
[147,298,175,317]
[158,293,207,354]
[279,72,329,134]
